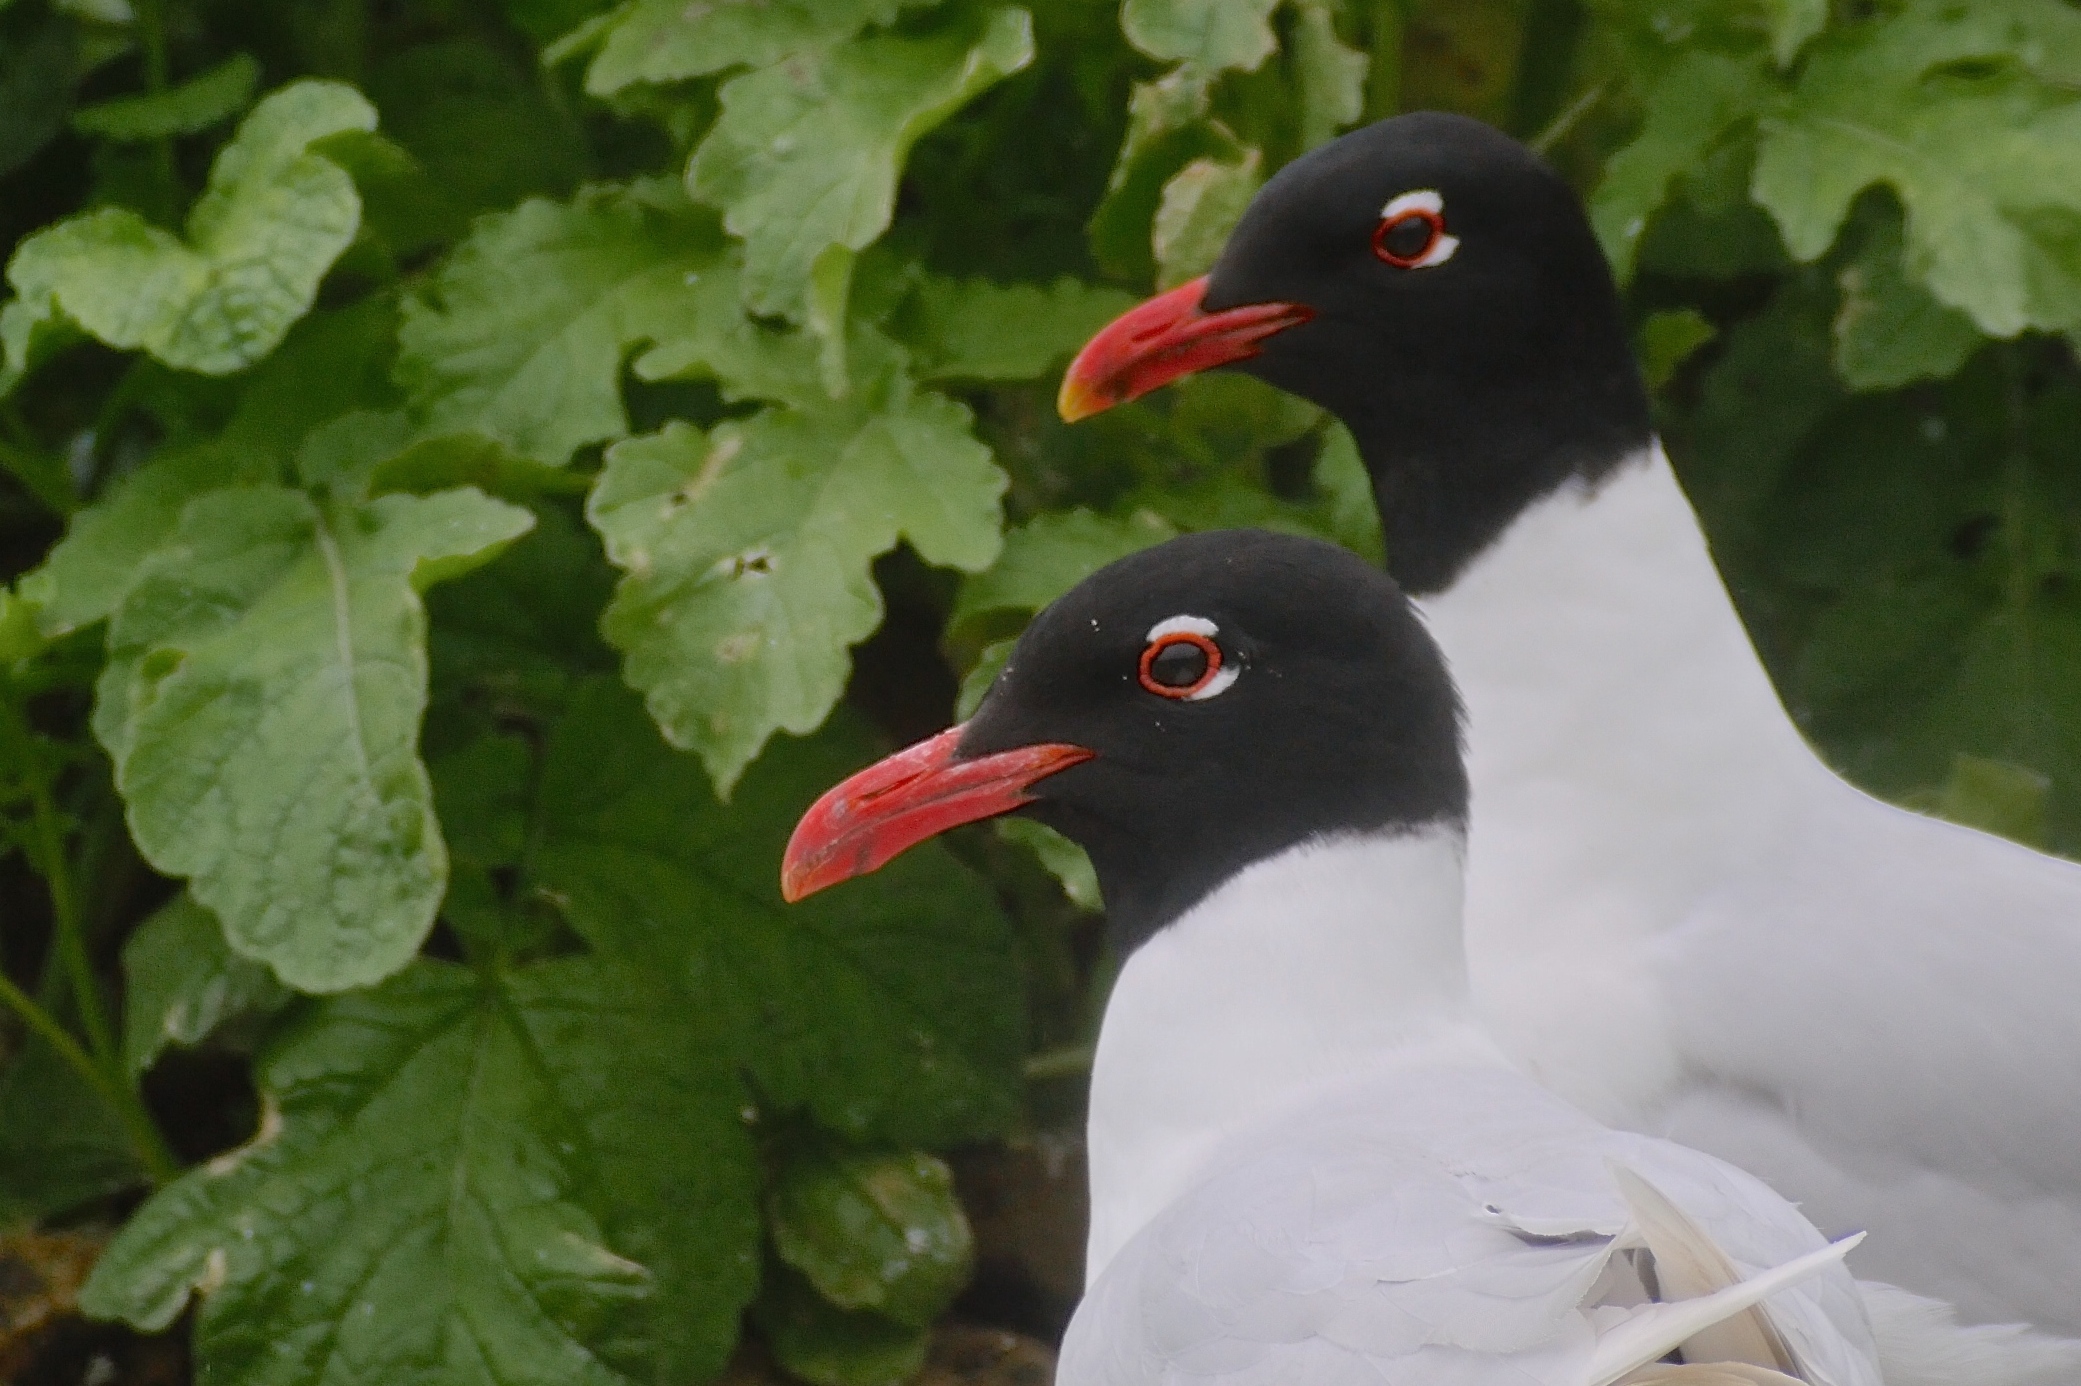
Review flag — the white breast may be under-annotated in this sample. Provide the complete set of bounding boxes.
[1082,827,1486,1283]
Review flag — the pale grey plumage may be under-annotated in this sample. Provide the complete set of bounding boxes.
[1067,1051,1879,1386]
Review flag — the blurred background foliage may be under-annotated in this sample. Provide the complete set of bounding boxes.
[1,0,2078,1382]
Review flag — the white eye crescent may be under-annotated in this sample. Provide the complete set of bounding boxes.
[1140,615,1241,701]
[1374,189,1458,269]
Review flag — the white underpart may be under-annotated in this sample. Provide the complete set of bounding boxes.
[1084,826,1486,1274]
[1419,441,2081,1333]
[1380,187,1458,267]
[1072,830,1887,1386]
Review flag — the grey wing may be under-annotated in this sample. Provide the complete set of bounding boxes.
[1060,1123,1615,1386]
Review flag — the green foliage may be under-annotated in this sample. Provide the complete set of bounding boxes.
[4,0,2081,1381]
[7,82,376,377]
[70,52,259,140]
[397,183,729,466]
[119,892,290,1079]
[687,6,1035,335]
[82,956,763,1386]
[768,1147,973,1327]
[103,483,533,991]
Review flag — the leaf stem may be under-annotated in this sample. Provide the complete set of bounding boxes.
[0,958,179,1185]
[1022,1043,1094,1080]
[1530,82,1607,157]
[133,0,179,224]
[27,771,118,1070]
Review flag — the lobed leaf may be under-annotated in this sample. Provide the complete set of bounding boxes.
[1590,49,1767,282]
[687,6,1035,324]
[583,0,923,96]
[1121,0,1280,73]
[527,681,1025,1147]
[1753,0,2081,337]
[5,81,374,375]
[949,508,1176,643]
[886,273,1137,383]
[588,354,1004,789]
[82,957,761,1386]
[103,484,533,991]
[396,183,731,466]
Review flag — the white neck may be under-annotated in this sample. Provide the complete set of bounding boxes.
[1082,825,1505,1284]
[1416,442,1826,1118]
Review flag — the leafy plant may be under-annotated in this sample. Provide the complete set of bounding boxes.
[2,0,2079,1383]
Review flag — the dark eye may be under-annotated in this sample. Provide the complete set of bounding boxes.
[1139,632,1223,699]
[1373,209,1443,268]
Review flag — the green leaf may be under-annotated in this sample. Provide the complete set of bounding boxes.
[0,1033,141,1222]
[1590,49,1766,281]
[768,1147,972,1327]
[1087,66,1235,280]
[1834,206,1984,391]
[0,12,78,178]
[1152,148,1261,289]
[996,816,1101,911]
[687,6,1035,323]
[1752,0,2081,337]
[955,637,1015,720]
[886,273,1137,383]
[949,508,1175,642]
[1121,0,1280,73]
[20,297,402,637]
[82,956,763,1386]
[1919,751,2051,847]
[396,183,731,466]
[69,52,259,140]
[754,1265,932,1386]
[583,0,920,96]
[1317,422,1385,564]
[0,587,45,662]
[527,680,1025,1146]
[427,503,620,717]
[1637,307,1718,392]
[1291,0,1367,150]
[1765,0,1828,67]
[366,43,586,220]
[103,485,534,991]
[502,0,619,46]
[588,373,1005,789]
[4,81,375,375]
[120,891,293,1078]
[0,290,75,399]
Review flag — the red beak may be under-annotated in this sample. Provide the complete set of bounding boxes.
[780,725,1095,903]
[1057,275,1313,422]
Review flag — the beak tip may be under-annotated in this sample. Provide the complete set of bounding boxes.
[1056,372,1103,423]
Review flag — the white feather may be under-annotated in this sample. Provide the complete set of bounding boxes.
[1420,443,2081,1333]
[1071,835,1890,1386]
[1584,1232,1863,1386]
[1857,1282,2081,1386]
